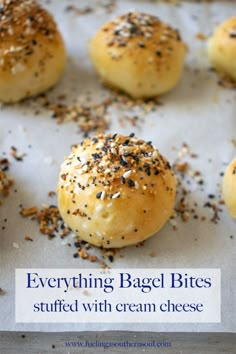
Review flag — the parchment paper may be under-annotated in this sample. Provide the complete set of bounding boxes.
[0,0,235,332]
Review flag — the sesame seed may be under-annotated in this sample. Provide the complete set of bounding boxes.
[100,191,106,200]
[138,42,145,48]
[120,157,128,166]
[122,139,130,146]
[112,192,120,199]
[128,179,135,187]
[123,170,131,179]
[152,150,158,158]
[96,192,102,199]
[96,142,104,149]
[92,153,100,160]
[156,51,162,57]
[82,165,88,172]
[121,176,126,184]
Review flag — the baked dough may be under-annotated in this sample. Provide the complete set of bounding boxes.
[89,12,186,98]
[0,0,66,102]
[208,17,236,82]
[57,133,176,248]
[223,158,236,218]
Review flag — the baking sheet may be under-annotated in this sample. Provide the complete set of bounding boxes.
[0,0,236,332]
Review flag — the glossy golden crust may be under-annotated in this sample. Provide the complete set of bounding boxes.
[223,158,236,218]
[57,133,176,248]
[208,17,236,82]
[0,0,66,102]
[89,12,186,98]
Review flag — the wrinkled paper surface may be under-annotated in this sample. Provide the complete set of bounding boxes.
[0,0,235,332]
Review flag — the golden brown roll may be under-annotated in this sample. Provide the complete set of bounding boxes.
[57,133,176,248]
[0,0,66,102]
[208,17,236,82]
[223,158,236,218]
[89,12,186,99]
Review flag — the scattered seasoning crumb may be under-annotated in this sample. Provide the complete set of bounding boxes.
[20,196,115,267]
[20,206,38,217]
[174,162,189,173]
[20,203,68,238]
[78,248,89,259]
[36,89,162,135]
[195,32,206,40]
[65,5,93,15]
[108,255,114,262]
[149,251,157,257]
[171,143,224,228]
[112,91,162,116]
[38,94,110,136]
[102,249,116,263]
[24,236,33,242]
[89,255,98,262]
[65,0,116,15]
[10,146,26,161]
[217,75,236,89]
[12,242,19,249]
[0,158,14,204]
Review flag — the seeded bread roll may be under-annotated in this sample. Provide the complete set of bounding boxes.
[223,158,236,218]
[57,133,176,248]
[89,12,186,99]
[0,0,66,103]
[208,17,236,82]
